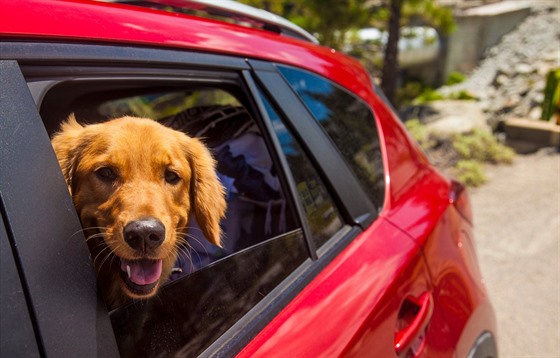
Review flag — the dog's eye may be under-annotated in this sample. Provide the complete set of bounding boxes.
[95,167,118,182]
[164,170,180,185]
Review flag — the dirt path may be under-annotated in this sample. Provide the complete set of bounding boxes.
[470,148,560,357]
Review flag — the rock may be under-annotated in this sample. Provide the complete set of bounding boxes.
[515,63,534,75]
[529,106,542,120]
[422,100,490,135]
[407,1,559,140]
[437,2,560,124]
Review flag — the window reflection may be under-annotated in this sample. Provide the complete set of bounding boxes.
[278,66,385,209]
[259,92,343,248]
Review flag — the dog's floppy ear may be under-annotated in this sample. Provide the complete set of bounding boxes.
[185,137,227,247]
[51,114,88,195]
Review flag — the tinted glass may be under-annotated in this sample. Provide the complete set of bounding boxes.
[259,92,344,248]
[278,66,385,208]
[111,230,307,357]
[98,89,240,120]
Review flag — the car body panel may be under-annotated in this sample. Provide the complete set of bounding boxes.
[0,0,497,356]
[237,152,494,357]
[237,217,432,357]
[0,0,371,102]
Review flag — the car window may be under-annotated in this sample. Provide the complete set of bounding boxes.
[277,66,385,209]
[36,77,308,356]
[97,88,241,119]
[257,91,344,248]
[102,92,292,266]
[40,84,296,258]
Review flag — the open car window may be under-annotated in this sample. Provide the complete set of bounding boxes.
[35,74,308,356]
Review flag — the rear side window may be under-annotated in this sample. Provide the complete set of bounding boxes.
[277,66,385,209]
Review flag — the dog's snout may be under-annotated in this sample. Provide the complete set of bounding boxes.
[124,218,165,252]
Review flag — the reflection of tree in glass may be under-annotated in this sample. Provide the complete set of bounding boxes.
[279,66,384,208]
[98,89,240,120]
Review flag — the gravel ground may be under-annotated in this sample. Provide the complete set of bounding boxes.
[470,148,560,357]
[451,3,560,355]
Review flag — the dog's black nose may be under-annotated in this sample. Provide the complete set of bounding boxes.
[124,218,165,252]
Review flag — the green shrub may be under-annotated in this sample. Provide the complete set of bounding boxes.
[413,87,444,104]
[452,129,515,164]
[453,160,487,187]
[445,71,466,86]
[541,69,560,122]
[405,118,436,149]
[411,88,476,105]
[404,121,516,187]
[449,90,477,101]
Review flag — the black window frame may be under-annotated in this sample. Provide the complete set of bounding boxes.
[0,59,119,357]
[249,60,377,231]
[275,64,385,213]
[1,42,377,357]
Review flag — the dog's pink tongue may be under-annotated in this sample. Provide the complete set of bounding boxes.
[121,259,163,285]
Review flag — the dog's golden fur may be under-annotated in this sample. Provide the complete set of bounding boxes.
[52,115,226,308]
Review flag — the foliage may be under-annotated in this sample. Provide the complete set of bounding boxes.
[445,71,466,86]
[237,0,455,50]
[453,160,487,187]
[401,0,455,35]
[412,87,445,104]
[397,79,476,106]
[452,129,515,165]
[237,0,371,49]
[448,130,515,187]
[414,89,477,104]
[238,0,457,107]
[406,120,515,187]
[405,118,436,149]
[541,68,560,122]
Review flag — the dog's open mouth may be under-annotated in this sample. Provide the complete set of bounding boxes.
[119,258,163,295]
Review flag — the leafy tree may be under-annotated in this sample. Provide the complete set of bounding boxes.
[380,0,455,106]
[238,0,454,107]
[238,0,371,49]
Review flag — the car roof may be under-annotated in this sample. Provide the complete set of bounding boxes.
[0,0,374,101]
[104,0,319,44]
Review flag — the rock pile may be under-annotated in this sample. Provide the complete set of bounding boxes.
[440,2,560,127]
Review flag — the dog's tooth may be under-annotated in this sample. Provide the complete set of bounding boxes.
[126,265,131,279]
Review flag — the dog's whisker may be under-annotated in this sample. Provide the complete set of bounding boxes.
[66,227,109,245]
[176,226,204,233]
[85,232,109,242]
[92,245,113,270]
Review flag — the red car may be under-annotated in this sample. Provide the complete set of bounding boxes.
[0,0,497,357]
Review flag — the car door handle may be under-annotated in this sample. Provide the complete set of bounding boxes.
[394,292,434,355]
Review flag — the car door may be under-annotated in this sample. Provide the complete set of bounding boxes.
[3,43,442,358]
[238,63,445,357]
[3,42,358,357]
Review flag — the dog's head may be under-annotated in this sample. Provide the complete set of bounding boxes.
[52,115,226,307]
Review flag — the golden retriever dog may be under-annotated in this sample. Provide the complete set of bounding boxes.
[52,115,226,309]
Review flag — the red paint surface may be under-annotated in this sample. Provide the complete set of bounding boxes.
[0,1,496,354]
[0,0,371,101]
